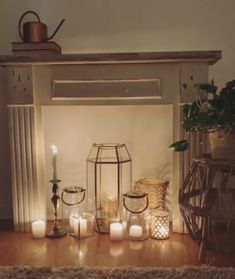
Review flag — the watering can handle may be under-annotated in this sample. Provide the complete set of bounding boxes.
[18,10,41,41]
[47,19,65,41]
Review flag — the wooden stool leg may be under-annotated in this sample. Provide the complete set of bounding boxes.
[198,216,208,262]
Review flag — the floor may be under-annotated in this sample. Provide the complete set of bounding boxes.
[0,221,234,267]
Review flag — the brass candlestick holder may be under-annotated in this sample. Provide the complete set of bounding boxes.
[46,179,67,238]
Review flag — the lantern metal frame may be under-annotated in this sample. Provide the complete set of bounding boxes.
[86,143,132,233]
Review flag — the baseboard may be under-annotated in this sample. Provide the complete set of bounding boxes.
[0,205,13,220]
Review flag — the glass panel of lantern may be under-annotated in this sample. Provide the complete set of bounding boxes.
[122,191,149,240]
[61,186,94,239]
[86,143,132,233]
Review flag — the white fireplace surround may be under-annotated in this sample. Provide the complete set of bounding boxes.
[0,51,221,233]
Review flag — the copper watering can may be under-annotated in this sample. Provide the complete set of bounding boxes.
[18,10,65,43]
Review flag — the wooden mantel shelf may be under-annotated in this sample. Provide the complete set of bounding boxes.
[0,50,221,66]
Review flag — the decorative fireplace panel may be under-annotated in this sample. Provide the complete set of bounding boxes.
[0,51,221,232]
[52,78,161,100]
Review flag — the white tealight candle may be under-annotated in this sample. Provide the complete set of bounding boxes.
[73,217,88,238]
[129,225,143,238]
[32,220,46,239]
[110,223,123,241]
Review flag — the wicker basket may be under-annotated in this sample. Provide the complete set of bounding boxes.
[209,130,235,160]
[134,178,168,211]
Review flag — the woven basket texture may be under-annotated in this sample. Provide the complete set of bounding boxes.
[135,178,168,211]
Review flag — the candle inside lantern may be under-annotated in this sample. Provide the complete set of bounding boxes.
[51,145,58,181]
[73,217,88,238]
[110,223,123,241]
[32,220,46,238]
[102,196,118,218]
[159,226,169,236]
[129,225,143,238]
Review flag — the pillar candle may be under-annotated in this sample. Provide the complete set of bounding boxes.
[110,223,123,241]
[51,145,58,181]
[73,217,87,238]
[102,197,118,218]
[32,220,46,238]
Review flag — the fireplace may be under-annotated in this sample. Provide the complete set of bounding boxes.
[0,51,221,232]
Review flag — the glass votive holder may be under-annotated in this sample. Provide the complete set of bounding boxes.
[72,212,95,239]
[150,210,170,240]
[122,191,149,241]
[31,219,46,239]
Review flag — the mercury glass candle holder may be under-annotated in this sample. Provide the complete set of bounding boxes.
[150,210,170,240]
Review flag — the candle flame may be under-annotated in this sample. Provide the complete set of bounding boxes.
[51,145,58,154]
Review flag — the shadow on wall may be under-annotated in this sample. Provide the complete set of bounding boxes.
[0,68,12,219]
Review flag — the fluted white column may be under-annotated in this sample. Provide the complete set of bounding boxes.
[8,106,44,232]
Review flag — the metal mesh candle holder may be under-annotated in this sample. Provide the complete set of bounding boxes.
[61,186,94,239]
[150,210,170,240]
[86,143,132,233]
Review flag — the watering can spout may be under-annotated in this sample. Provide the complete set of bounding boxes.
[47,18,65,41]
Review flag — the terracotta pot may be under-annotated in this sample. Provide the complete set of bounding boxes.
[209,129,235,160]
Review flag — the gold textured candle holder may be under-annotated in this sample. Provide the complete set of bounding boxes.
[150,210,170,240]
[135,178,169,211]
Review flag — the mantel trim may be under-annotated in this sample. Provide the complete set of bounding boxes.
[0,50,221,66]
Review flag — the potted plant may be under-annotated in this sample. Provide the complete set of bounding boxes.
[170,79,235,159]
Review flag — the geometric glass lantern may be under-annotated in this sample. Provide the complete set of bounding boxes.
[86,143,132,233]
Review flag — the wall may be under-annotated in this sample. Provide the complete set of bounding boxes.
[0,69,12,219]
[0,0,234,218]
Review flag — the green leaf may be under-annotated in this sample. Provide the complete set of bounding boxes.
[195,83,217,94]
[187,102,200,118]
[169,140,189,152]
[182,119,199,131]
[225,80,235,89]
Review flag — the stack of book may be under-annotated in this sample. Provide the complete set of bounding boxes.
[11,41,61,56]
